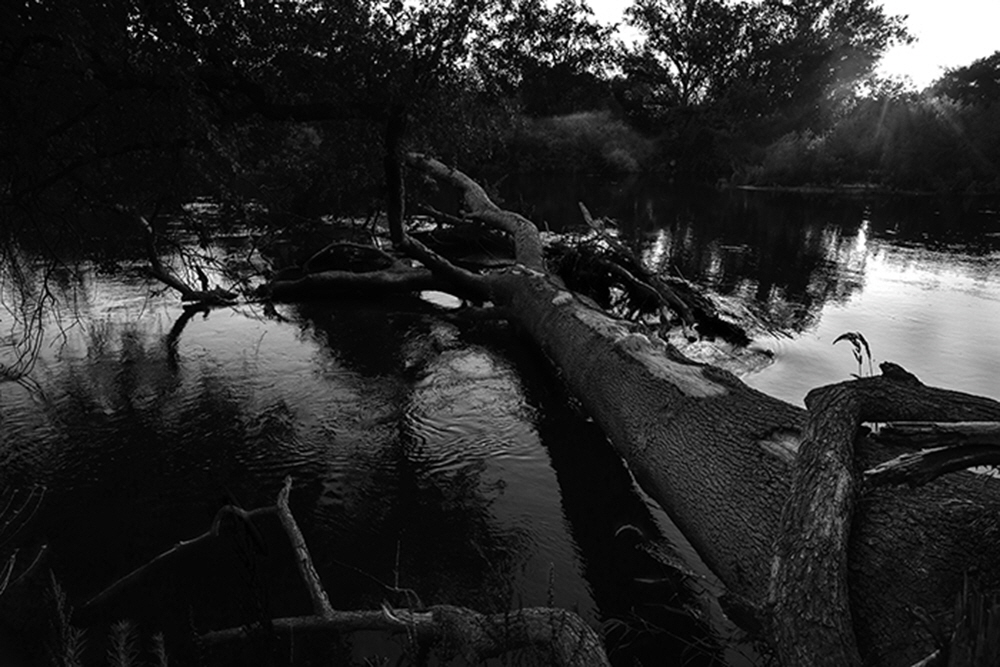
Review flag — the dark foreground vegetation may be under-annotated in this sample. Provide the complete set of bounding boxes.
[3,1,1000,666]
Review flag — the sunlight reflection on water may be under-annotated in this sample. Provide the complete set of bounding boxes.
[746,241,1000,405]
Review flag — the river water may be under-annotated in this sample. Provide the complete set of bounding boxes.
[2,181,999,665]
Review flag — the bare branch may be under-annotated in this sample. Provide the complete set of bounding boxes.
[266,264,457,301]
[276,476,335,618]
[865,443,1000,489]
[137,215,237,305]
[82,475,609,664]
[82,505,277,610]
[876,421,1000,447]
[400,235,489,298]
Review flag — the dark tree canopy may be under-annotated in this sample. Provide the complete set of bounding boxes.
[1,0,635,236]
[619,0,911,124]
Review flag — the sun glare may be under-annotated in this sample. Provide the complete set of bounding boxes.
[859,0,999,88]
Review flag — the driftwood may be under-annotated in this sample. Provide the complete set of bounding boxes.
[82,476,610,665]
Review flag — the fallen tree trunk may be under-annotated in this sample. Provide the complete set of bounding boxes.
[388,155,1000,665]
[260,155,1000,664]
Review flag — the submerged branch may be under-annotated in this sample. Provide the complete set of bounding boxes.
[266,264,459,300]
[400,235,489,298]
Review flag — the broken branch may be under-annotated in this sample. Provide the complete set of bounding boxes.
[276,476,334,618]
[865,443,1000,488]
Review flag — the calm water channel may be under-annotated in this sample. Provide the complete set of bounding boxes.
[2,179,999,666]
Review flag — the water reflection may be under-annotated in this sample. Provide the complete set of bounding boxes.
[502,175,1000,338]
[499,174,1000,402]
[0,295,637,663]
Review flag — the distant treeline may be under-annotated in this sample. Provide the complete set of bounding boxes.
[741,56,1000,193]
[500,50,1000,195]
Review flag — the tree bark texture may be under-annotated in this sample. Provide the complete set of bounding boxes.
[399,155,1000,666]
[772,375,1000,667]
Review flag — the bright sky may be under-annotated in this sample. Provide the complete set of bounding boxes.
[586,0,1000,90]
[877,0,1000,88]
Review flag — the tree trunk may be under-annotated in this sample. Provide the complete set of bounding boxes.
[384,105,407,247]
[398,155,1000,665]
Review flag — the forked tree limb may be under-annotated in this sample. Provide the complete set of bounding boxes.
[208,477,608,664]
[771,364,1000,667]
[418,204,470,227]
[405,153,545,271]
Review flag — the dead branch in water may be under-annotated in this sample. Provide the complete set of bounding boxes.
[81,476,610,665]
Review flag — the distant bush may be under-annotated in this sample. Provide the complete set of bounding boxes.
[504,111,655,174]
[748,92,1000,193]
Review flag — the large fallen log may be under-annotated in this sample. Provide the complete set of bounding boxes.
[259,155,1000,663]
[375,155,1000,665]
